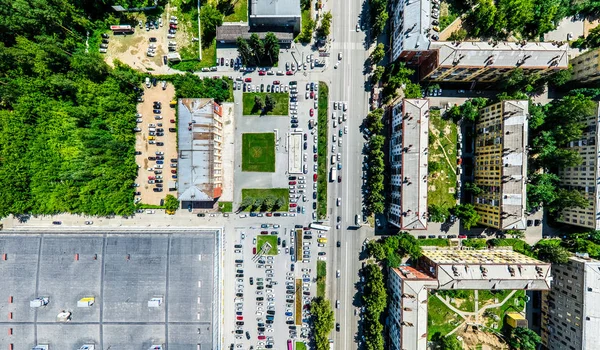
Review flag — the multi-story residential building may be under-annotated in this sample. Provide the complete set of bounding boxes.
[390,0,569,81]
[473,100,528,229]
[177,98,224,209]
[557,102,600,229]
[541,255,600,350]
[388,99,429,229]
[419,41,569,82]
[570,48,600,84]
[388,248,552,350]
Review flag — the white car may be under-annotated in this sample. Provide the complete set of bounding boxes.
[344,126,348,134]
[337,198,341,206]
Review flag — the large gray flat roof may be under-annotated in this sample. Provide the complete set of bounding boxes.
[431,41,569,69]
[250,0,301,17]
[393,0,432,51]
[0,232,219,349]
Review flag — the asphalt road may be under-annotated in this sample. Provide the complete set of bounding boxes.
[325,0,374,348]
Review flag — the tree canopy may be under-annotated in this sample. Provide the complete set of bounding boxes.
[311,297,335,350]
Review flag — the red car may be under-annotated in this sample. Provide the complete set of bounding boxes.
[244,77,252,82]
[170,119,176,123]
[266,213,272,217]
[309,109,314,117]
[258,335,266,340]
[289,181,296,185]
[171,170,177,174]
[338,175,342,183]
[290,203,297,208]
[273,80,280,85]
[261,231,268,235]
[310,91,314,99]
[313,174,318,181]
[286,71,294,75]
[253,247,257,254]
[458,235,467,239]
[314,154,317,161]
[259,70,266,76]
[237,316,243,320]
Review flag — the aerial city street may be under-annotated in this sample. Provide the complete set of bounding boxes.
[0,0,600,349]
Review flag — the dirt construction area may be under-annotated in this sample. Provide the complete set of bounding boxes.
[135,82,178,205]
[102,6,191,74]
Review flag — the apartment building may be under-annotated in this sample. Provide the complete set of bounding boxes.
[473,100,528,229]
[557,102,600,229]
[420,41,569,82]
[541,255,600,350]
[390,0,569,82]
[570,48,600,84]
[388,99,429,229]
[388,248,551,350]
[177,98,224,209]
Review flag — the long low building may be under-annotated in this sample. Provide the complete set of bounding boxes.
[388,99,429,230]
[216,24,294,44]
[388,248,551,350]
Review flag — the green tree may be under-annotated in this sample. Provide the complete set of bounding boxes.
[164,195,180,211]
[301,0,311,10]
[297,18,316,44]
[265,94,276,111]
[448,28,468,41]
[554,188,589,211]
[253,198,263,210]
[263,32,280,64]
[311,297,335,350]
[371,66,385,84]
[254,95,264,111]
[200,5,224,46]
[528,102,546,130]
[428,204,450,223]
[236,37,253,65]
[263,195,276,210]
[468,0,497,37]
[535,239,570,264]
[365,109,384,134]
[432,332,463,350]
[498,0,535,35]
[318,12,333,37]
[249,33,265,61]
[464,182,483,195]
[460,100,480,122]
[370,43,385,63]
[403,83,422,98]
[274,197,284,209]
[453,204,481,229]
[240,196,254,209]
[527,172,559,209]
[507,326,541,350]
[373,11,388,37]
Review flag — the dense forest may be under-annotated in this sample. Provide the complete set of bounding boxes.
[0,0,144,217]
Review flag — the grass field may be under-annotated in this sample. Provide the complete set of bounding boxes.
[218,201,233,212]
[257,235,278,255]
[222,0,248,22]
[483,290,526,330]
[241,188,289,211]
[242,93,289,116]
[316,82,329,219]
[428,293,464,340]
[317,260,326,297]
[296,342,307,350]
[242,133,275,172]
[428,109,458,210]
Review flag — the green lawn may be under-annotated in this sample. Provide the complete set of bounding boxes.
[439,0,461,30]
[296,342,307,350]
[242,93,289,116]
[242,133,275,172]
[316,82,329,219]
[428,109,458,210]
[223,0,248,22]
[483,290,526,330]
[428,293,464,340]
[241,188,289,211]
[257,235,278,255]
[171,39,217,72]
[417,238,450,247]
[218,201,233,212]
[317,260,326,297]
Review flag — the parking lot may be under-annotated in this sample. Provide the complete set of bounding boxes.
[134,81,178,205]
[223,222,331,349]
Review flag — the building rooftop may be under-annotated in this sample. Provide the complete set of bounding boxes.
[420,248,551,290]
[250,0,301,17]
[395,0,432,51]
[392,266,436,281]
[0,232,219,349]
[177,98,223,203]
[431,41,569,69]
[400,99,429,230]
[498,100,528,230]
[216,24,294,42]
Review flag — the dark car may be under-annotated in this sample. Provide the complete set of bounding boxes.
[134,151,142,155]
[527,220,533,227]
[313,202,317,209]
[337,241,341,247]
[292,123,298,128]
[163,55,168,65]
[156,142,164,146]
[149,37,157,42]
[102,39,109,44]
[152,77,157,86]
[313,192,317,199]
[101,33,109,39]
[534,219,541,226]
[336,323,340,332]
[153,188,163,192]
[153,109,161,114]
[246,331,251,340]
[304,142,307,150]
[52,221,62,225]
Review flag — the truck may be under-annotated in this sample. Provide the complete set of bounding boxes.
[329,167,336,182]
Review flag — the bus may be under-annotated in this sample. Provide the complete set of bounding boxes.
[110,25,134,34]
[310,223,331,231]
